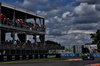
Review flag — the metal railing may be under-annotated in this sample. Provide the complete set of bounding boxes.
[1,41,47,50]
[0,19,45,32]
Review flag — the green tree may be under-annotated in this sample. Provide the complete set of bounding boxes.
[90,30,100,52]
[45,40,64,50]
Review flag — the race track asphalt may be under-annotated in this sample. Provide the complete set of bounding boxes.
[0,58,100,66]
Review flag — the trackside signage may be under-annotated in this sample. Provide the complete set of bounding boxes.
[91,53,100,57]
[78,53,91,57]
[61,53,78,57]
[61,53,100,57]
[47,55,56,58]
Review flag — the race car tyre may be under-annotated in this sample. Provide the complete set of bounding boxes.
[19,55,23,60]
[26,55,29,60]
[3,56,7,61]
[12,55,15,61]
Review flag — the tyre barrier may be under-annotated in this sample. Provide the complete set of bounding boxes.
[19,55,23,60]
[32,55,35,59]
[26,55,29,60]
[0,54,61,61]
[38,55,40,59]
[3,56,7,61]
[43,55,45,58]
[12,55,15,61]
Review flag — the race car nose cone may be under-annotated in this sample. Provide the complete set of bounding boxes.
[88,57,90,59]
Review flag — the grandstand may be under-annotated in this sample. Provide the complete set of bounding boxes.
[0,2,57,61]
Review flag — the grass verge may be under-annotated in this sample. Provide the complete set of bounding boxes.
[0,58,68,63]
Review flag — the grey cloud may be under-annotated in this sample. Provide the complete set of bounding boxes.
[21,0,100,45]
[74,3,97,16]
[73,15,100,24]
[5,0,99,45]
[55,34,92,45]
[21,0,50,11]
[48,29,68,36]
[76,0,100,11]
[74,24,97,30]
[96,4,100,11]
[72,3,100,24]
[76,0,99,4]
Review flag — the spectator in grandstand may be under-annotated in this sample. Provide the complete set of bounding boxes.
[9,40,13,44]
[23,22,27,29]
[5,40,8,44]
[32,23,35,27]
[17,40,21,48]
[36,24,39,30]
[22,43,26,49]
[35,42,38,46]
[14,40,17,45]
[17,19,21,23]
[16,39,20,45]
[0,13,2,19]
[5,40,9,49]
[0,52,1,55]
[27,40,31,44]
[9,40,13,49]
[0,13,7,24]
[14,18,18,27]
[13,40,17,49]
[4,17,7,24]
[3,50,6,55]
[2,14,6,24]
[17,19,22,27]
[19,19,24,27]
[1,14,4,24]
[34,23,37,30]
[7,18,12,25]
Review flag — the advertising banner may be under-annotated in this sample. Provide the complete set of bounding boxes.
[61,53,78,57]
[78,53,91,57]
[91,53,100,57]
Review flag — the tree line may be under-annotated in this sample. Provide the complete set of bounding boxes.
[90,30,100,52]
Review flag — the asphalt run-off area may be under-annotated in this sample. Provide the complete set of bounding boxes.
[0,58,100,66]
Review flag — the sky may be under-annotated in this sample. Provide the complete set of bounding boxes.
[1,0,100,46]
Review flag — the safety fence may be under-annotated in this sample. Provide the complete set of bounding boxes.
[0,54,61,61]
[61,53,100,57]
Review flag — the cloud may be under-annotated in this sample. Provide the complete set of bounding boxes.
[72,3,100,25]
[68,30,95,34]
[4,0,100,45]
[48,29,67,36]
[54,16,62,22]
[76,0,100,11]
[73,23,98,30]
[39,1,99,45]
[96,4,100,11]
[21,0,50,11]
[76,0,99,4]
[74,3,96,15]
[62,12,71,18]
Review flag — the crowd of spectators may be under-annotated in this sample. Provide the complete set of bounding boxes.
[1,39,45,50]
[1,39,35,49]
[0,14,45,32]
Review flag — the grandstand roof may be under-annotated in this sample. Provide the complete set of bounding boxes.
[0,2,44,19]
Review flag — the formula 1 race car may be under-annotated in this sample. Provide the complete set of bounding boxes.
[82,54,94,60]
